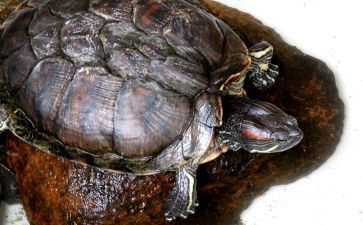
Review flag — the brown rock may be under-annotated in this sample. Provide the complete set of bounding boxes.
[0,1,344,225]
[0,0,22,22]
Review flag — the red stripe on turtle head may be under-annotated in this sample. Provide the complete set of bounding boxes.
[241,128,271,141]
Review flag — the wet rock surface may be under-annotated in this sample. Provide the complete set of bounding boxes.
[0,0,344,225]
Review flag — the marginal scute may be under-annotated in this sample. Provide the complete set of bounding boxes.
[113,81,191,158]
[210,20,249,86]
[216,20,247,58]
[61,12,105,66]
[163,10,224,70]
[56,67,124,154]
[162,18,205,66]
[181,116,214,160]
[3,43,37,90]
[194,93,221,127]
[148,56,209,97]
[149,93,217,169]
[90,0,134,22]
[155,115,214,167]
[133,0,194,34]
[19,58,75,132]
[0,7,35,56]
[47,0,90,18]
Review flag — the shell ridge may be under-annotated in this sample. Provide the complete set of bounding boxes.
[214,18,227,70]
[90,67,125,154]
[112,79,128,156]
[46,58,76,132]
[89,67,123,153]
[52,59,77,134]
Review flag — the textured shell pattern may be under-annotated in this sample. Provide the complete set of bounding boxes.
[0,0,248,160]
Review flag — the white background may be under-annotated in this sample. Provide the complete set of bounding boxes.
[222,0,363,225]
[1,0,363,224]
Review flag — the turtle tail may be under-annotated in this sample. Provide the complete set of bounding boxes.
[247,41,279,90]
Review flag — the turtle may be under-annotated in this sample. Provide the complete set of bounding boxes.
[0,0,303,220]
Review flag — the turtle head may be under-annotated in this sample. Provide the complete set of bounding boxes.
[218,97,303,153]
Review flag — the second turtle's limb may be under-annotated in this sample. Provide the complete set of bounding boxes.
[247,41,279,90]
[165,160,199,221]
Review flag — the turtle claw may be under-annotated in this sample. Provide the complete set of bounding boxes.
[186,204,196,214]
[165,164,198,221]
[248,41,279,90]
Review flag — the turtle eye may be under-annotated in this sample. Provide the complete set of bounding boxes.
[273,132,289,142]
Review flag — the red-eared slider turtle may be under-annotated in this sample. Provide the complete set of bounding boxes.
[0,0,303,220]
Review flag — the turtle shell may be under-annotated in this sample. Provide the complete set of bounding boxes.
[0,0,249,171]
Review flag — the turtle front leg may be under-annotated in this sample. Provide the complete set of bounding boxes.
[165,161,199,221]
[247,41,279,90]
[224,74,248,96]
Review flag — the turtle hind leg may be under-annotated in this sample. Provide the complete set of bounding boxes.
[165,162,198,221]
[247,41,279,90]
[0,164,20,204]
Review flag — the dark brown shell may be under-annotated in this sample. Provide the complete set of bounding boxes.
[0,0,248,161]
